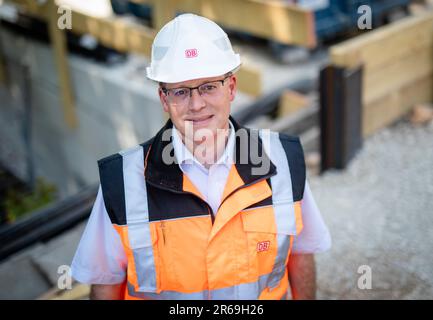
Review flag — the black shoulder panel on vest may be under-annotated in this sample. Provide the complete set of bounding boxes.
[278,133,306,202]
[97,140,153,226]
[98,153,126,226]
[147,187,209,221]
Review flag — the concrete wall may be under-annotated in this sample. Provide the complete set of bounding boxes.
[0,28,166,198]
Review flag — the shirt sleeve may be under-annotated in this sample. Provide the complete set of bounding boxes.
[70,185,127,284]
[291,180,332,254]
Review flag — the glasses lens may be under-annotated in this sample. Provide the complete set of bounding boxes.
[168,87,190,105]
[198,82,221,95]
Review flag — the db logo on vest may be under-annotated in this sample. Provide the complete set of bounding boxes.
[257,241,270,252]
[185,48,198,58]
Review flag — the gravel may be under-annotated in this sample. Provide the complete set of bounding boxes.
[310,119,433,299]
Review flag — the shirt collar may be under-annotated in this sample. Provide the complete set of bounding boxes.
[172,120,235,172]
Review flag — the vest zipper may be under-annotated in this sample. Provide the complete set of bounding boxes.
[160,221,166,244]
[208,206,214,224]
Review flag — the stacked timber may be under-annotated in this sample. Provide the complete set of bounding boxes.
[330,11,433,137]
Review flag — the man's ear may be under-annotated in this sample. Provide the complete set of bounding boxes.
[158,87,170,113]
[229,75,237,102]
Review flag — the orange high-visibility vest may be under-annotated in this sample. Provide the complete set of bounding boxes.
[98,117,305,300]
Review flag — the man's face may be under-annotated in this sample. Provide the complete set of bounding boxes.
[158,74,237,140]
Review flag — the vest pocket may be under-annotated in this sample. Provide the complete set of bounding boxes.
[127,221,159,293]
[241,207,279,282]
[241,202,295,291]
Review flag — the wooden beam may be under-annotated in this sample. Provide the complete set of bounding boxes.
[151,0,177,30]
[170,0,316,47]
[47,0,77,128]
[329,12,433,136]
[277,89,309,118]
[237,64,262,97]
[6,0,48,17]
[330,11,433,70]
[38,283,90,300]
[5,0,156,57]
[363,44,433,105]
[53,284,90,300]
[363,73,433,137]
[131,0,316,47]
[71,10,155,57]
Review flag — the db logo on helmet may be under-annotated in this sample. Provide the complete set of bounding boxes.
[185,48,198,58]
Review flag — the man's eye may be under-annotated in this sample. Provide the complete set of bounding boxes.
[201,84,217,92]
[173,89,188,97]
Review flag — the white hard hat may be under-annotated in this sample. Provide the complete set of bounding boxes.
[146,13,241,83]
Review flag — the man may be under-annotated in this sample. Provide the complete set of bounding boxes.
[71,13,331,300]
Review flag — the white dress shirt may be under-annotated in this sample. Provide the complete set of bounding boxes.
[171,121,236,215]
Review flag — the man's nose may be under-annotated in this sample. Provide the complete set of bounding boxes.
[188,88,206,111]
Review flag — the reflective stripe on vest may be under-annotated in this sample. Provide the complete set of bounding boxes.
[259,130,300,289]
[120,146,157,293]
[126,265,290,299]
